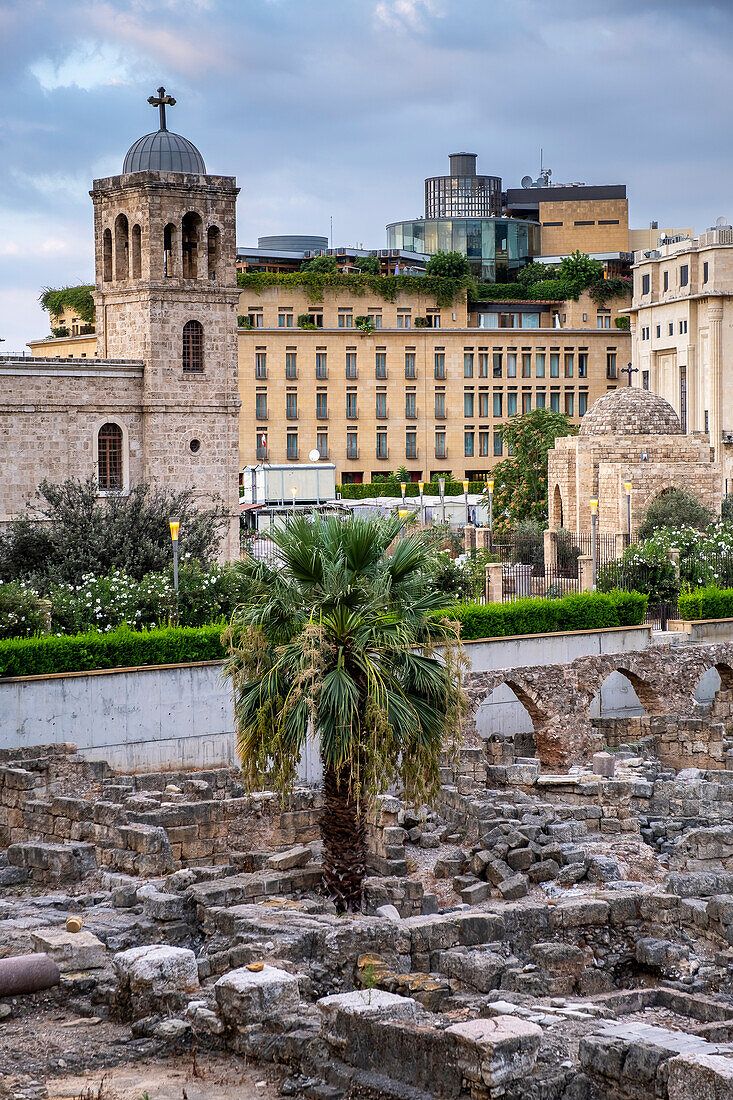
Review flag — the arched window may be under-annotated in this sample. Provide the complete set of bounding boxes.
[207,225,220,280]
[114,213,129,280]
[183,320,204,374]
[103,229,113,282]
[97,423,123,490]
[131,224,141,279]
[163,223,176,277]
[182,212,202,279]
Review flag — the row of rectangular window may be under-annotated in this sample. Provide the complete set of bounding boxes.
[640,320,688,341]
[641,263,693,298]
[255,349,601,380]
[255,388,588,420]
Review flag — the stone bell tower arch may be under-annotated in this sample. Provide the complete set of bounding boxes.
[90,88,241,559]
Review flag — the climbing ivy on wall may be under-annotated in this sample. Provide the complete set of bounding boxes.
[39,286,96,325]
[236,270,470,308]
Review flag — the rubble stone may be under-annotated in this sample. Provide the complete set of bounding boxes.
[215,963,300,1023]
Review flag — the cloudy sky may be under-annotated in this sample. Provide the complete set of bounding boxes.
[1,0,732,351]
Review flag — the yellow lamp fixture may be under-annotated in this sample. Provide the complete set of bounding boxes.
[462,479,469,493]
[624,481,632,495]
[487,479,494,493]
[169,518,180,542]
[590,498,599,515]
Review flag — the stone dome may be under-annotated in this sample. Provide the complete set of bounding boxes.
[579,386,682,437]
[123,130,206,175]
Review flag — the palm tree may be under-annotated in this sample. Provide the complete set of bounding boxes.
[224,514,464,911]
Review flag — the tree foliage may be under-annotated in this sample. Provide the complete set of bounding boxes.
[515,261,557,286]
[425,250,472,279]
[557,250,605,296]
[637,489,713,541]
[0,478,227,589]
[300,254,338,274]
[482,409,576,534]
[39,285,95,325]
[223,515,464,909]
[352,254,381,275]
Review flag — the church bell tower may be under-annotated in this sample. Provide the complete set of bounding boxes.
[90,88,241,559]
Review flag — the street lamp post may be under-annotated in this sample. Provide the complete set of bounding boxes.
[624,480,632,541]
[418,481,425,526]
[398,507,409,539]
[290,486,297,515]
[590,499,599,590]
[438,477,446,524]
[486,479,494,550]
[400,481,407,510]
[462,479,470,526]
[169,517,180,619]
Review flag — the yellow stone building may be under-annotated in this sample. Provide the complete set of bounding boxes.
[29,282,630,486]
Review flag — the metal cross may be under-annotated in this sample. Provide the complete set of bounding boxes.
[147,86,176,131]
[620,362,639,387]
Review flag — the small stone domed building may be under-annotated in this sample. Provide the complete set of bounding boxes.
[548,387,723,535]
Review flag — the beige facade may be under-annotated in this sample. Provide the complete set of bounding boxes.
[627,226,733,485]
[628,226,695,252]
[238,287,630,483]
[4,133,242,558]
[548,388,723,536]
[538,197,629,257]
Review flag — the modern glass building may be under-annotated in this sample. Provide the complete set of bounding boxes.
[386,217,540,281]
[425,153,501,218]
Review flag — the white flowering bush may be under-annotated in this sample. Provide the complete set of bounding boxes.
[0,581,50,639]
[637,523,733,589]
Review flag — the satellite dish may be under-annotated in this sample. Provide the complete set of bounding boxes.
[521,175,533,189]
[534,177,545,188]
[308,448,320,462]
[717,215,729,228]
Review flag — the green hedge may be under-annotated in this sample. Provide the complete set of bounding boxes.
[434,590,648,640]
[338,480,486,499]
[0,624,227,678]
[469,279,570,303]
[678,586,733,621]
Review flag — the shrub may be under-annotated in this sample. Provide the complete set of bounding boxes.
[300,255,338,273]
[637,489,712,540]
[0,624,227,678]
[425,250,471,279]
[0,583,50,640]
[0,478,227,588]
[678,586,733,621]
[433,590,647,640]
[596,542,680,603]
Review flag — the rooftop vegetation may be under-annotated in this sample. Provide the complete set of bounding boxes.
[237,269,470,307]
[39,285,95,325]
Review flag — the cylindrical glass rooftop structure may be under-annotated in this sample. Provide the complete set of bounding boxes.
[425,152,502,218]
[386,218,540,282]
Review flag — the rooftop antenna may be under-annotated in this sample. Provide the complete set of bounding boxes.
[330,215,333,248]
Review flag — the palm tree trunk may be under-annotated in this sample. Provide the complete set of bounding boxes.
[321,762,366,912]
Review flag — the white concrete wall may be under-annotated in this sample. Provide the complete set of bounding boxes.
[0,625,653,773]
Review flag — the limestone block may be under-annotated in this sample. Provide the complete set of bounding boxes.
[667,1052,733,1100]
[318,988,419,1026]
[265,845,313,871]
[31,928,106,972]
[446,1015,542,1089]
[215,964,299,1024]
[136,884,187,921]
[114,944,199,998]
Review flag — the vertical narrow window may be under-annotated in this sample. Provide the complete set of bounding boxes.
[564,353,574,377]
[522,353,532,378]
[493,429,503,456]
[103,228,113,282]
[642,273,650,295]
[479,430,489,457]
[256,431,267,460]
[464,352,474,378]
[479,392,489,417]
[346,392,358,419]
[565,392,574,416]
[286,433,298,459]
[578,392,588,416]
[346,352,357,379]
[507,353,517,378]
[663,271,669,291]
[255,394,267,419]
[285,352,297,379]
[316,352,328,379]
[550,392,560,412]
[464,392,474,417]
[316,431,328,457]
[680,264,689,287]
[405,431,417,458]
[606,353,617,379]
[522,392,532,413]
[182,320,204,373]
[464,431,475,457]
[97,423,123,491]
[375,352,387,379]
[375,393,387,418]
[316,393,328,419]
[535,391,546,408]
[182,212,202,279]
[435,431,446,458]
[346,432,358,459]
[207,226,220,280]
[255,352,267,379]
[680,366,687,432]
[479,352,489,377]
[578,353,588,378]
[405,392,416,418]
[535,352,545,377]
[131,224,141,279]
[163,223,176,277]
[286,393,298,419]
[435,392,445,418]
[434,352,445,379]
[550,353,560,377]
[703,261,709,284]
[507,393,517,416]
[492,392,503,417]
[114,213,129,280]
[376,430,388,459]
[642,371,650,391]
[492,352,502,378]
[404,352,416,379]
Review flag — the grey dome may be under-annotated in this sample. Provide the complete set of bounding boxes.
[579,386,682,437]
[123,130,206,175]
